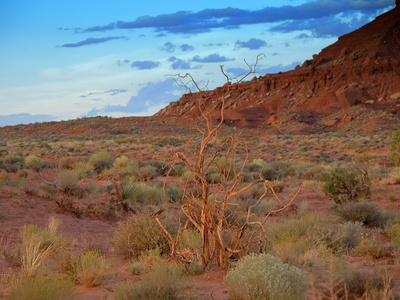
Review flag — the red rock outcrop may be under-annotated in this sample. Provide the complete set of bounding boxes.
[156,5,400,131]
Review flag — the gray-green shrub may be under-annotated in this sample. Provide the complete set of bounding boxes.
[7,275,75,300]
[338,202,385,228]
[114,264,187,300]
[225,253,308,300]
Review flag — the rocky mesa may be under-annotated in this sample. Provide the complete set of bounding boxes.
[156,3,400,133]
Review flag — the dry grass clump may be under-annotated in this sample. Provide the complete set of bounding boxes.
[111,214,168,258]
[115,263,188,300]
[7,275,76,300]
[24,155,43,172]
[61,250,107,286]
[337,202,386,228]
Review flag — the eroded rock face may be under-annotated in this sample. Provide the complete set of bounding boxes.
[156,6,400,130]
[335,84,366,109]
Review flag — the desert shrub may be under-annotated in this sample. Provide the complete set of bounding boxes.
[89,151,114,173]
[111,214,167,258]
[19,216,69,251]
[301,179,322,192]
[7,275,75,300]
[261,165,279,180]
[74,161,92,179]
[302,165,325,180]
[385,223,400,246]
[267,212,324,244]
[261,161,297,181]
[266,213,362,260]
[58,157,79,170]
[113,155,130,169]
[2,152,23,172]
[353,234,393,259]
[128,260,148,275]
[135,165,158,181]
[164,185,184,202]
[337,202,385,228]
[321,166,371,205]
[339,269,392,298]
[388,167,400,184]
[24,155,43,172]
[17,217,69,278]
[126,182,167,205]
[114,264,187,300]
[73,250,106,286]
[57,170,78,192]
[389,128,400,166]
[225,253,308,300]
[56,170,86,198]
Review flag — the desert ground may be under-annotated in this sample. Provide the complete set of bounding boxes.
[1,114,400,299]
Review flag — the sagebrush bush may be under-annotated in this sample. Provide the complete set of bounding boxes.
[7,275,75,300]
[339,269,392,298]
[113,155,130,169]
[225,253,308,300]
[385,223,400,246]
[321,166,371,205]
[24,155,43,172]
[114,264,187,300]
[338,202,384,228]
[111,214,167,258]
[89,151,114,174]
[389,128,400,166]
[56,170,78,192]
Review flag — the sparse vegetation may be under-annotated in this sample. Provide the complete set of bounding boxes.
[321,166,371,205]
[0,103,399,299]
[225,253,308,300]
[111,214,167,258]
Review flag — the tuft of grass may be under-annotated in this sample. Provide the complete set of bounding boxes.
[114,264,188,300]
[7,275,76,300]
[111,214,167,258]
[73,250,107,286]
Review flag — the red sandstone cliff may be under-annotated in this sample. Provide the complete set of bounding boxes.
[156,5,400,132]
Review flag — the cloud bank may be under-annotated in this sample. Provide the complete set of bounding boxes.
[60,36,125,48]
[86,78,185,117]
[78,1,393,36]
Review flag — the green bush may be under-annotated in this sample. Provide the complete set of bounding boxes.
[389,128,400,166]
[321,167,371,205]
[2,152,23,172]
[225,253,308,300]
[56,170,86,198]
[89,151,114,174]
[111,214,167,258]
[385,223,400,246]
[24,155,43,172]
[338,202,385,228]
[73,250,106,286]
[114,264,187,300]
[7,275,75,300]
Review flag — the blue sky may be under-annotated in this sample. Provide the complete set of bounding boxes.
[0,0,395,126]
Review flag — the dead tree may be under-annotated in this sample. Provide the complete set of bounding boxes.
[155,56,300,269]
